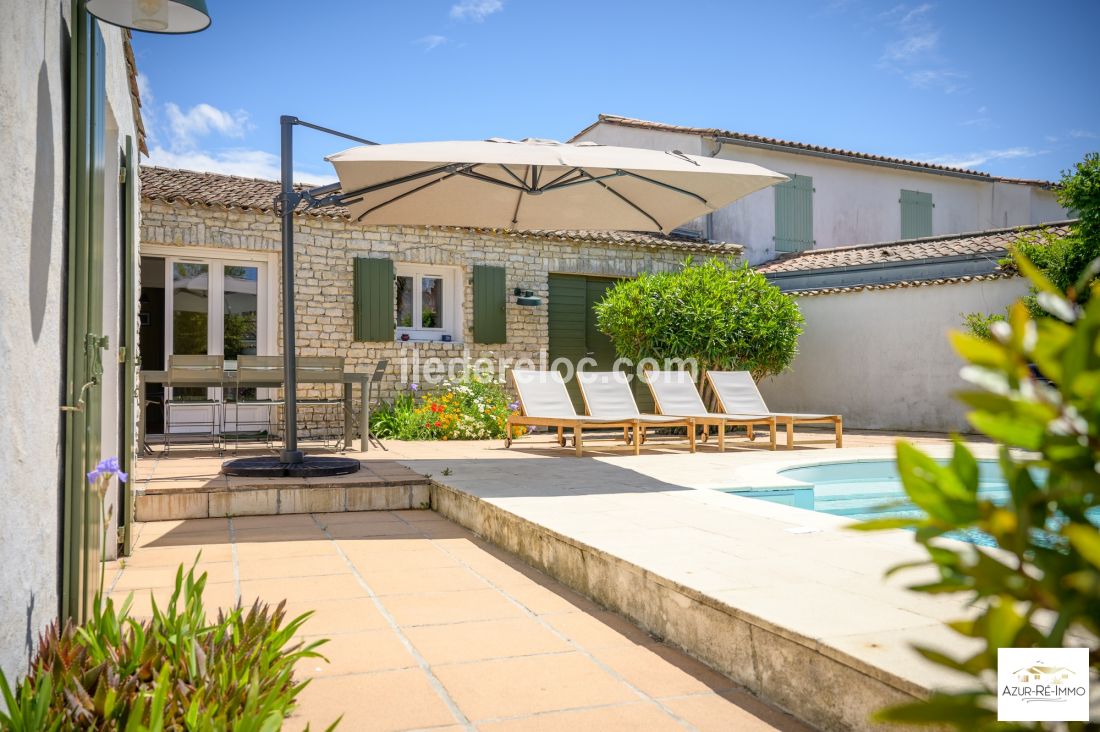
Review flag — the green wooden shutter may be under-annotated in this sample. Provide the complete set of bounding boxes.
[548,274,588,411]
[900,189,933,239]
[774,174,814,252]
[353,257,394,342]
[472,265,507,344]
[63,5,108,621]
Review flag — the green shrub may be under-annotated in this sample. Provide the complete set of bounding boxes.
[370,373,521,441]
[593,259,804,381]
[0,564,333,731]
[963,152,1100,338]
[855,252,1100,729]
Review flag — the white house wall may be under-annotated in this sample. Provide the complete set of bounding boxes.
[576,124,1069,264]
[0,0,138,682]
[757,277,1028,432]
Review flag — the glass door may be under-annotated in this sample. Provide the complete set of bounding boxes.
[161,256,267,434]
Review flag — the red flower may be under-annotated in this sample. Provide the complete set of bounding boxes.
[434,421,441,427]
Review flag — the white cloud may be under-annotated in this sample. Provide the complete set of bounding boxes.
[450,0,502,21]
[878,3,964,93]
[914,147,1043,170]
[140,74,335,185]
[415,34,448,51]
[146,145,336,185]
[961,106,991,127]
[165,102,250,148]
[1069,129,1097,139]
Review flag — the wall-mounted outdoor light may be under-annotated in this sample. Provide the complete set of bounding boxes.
[85,0,211,34]
[514,288,542,307]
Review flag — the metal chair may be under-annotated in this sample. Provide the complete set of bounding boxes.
[361,359,389,450]
[224,355,284,453]
[296,356,346,446]
[164,354,224,453]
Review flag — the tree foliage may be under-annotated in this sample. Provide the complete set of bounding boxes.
[963,152,1100,337]
[855,251,1100,730]
[593,259,804,381]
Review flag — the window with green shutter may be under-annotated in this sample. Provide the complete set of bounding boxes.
[472,264,507,344]
[353,257,395,341]
[900,189,933,239]
[774,174,814,252]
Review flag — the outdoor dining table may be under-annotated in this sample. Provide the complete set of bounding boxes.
[138,368,374,454]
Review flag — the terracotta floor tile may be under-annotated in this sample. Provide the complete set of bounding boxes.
[114,580,238,618]
[359,565,489,596]
[240,574,364,605]
[404,617,572,665]
[118,544,232,566]
[286,669,458,732]
[433,652,637,721]
[588,644,737,698]
[112,561,234,591]
[475,702,685,732]
[325,521,422,540]
[232,525,328,543]
[543,611,659,650]
[389,509,447,523]
[661,690,814,732]
[315,511,408,527]
[295,629,417,678]
[233,539,335,561]
[230,513,319,530]
[382,589,526,627]
[502,582,597,616]
[235,554,351,581]
[282,597,391,635]
[346,546,461,573]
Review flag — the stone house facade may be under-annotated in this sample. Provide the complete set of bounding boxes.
[139,166,741,436]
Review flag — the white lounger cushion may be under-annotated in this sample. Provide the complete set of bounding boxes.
[706,371,836,419]
[577,371,682,423]
[511,370,632,422]
[644,370,769,419]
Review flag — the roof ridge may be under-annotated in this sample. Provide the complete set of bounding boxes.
[766,220,1077,261]
[590,114,1058,186]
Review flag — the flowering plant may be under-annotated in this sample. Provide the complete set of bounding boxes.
[370,373,524,441]
[88,457,127,596]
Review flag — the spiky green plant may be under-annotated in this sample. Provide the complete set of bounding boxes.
[0,564,335,731]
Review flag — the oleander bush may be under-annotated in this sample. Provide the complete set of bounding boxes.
[963,152,1099,339]
[0,564,332,731]
[856,251,1100,729]
[370,373,523,440]
[593,258,803,381]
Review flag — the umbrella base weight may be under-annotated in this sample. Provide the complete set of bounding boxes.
[221,456,361,478]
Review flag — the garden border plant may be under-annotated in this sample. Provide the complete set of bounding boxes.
[855,251,1099,730]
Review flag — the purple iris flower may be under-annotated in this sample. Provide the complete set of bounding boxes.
[87,456,128,485]
[508,401,520,411]
[410,383,419,392]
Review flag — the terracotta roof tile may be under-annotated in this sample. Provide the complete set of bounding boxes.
[755,222,1075,274]
[139,165,742,254]
[790,272,1018,297]
[578,114,1057,187]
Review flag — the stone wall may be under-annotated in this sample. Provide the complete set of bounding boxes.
[140,200,737,429]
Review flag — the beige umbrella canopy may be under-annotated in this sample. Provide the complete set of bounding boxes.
[326,138,786,233]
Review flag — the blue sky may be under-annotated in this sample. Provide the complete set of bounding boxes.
[133,0,1099,185]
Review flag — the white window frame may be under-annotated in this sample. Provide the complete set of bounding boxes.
[394,263,463,343]
[144,245,279,433]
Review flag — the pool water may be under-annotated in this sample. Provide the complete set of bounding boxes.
[725,459,1026,547]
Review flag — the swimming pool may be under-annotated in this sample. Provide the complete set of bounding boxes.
[725,459,1020,546]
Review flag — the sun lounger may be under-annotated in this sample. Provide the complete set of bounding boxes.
[505,370,642,457]
[644,370,776,451]
[705,371,842,450]
[576,371,696,453]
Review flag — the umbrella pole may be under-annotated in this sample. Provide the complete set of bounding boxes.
[279,115,303,464]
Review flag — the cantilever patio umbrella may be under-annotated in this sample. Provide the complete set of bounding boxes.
[221,118,786,478]
[325,138,786,232]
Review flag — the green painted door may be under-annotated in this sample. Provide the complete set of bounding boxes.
[62,4,109,620]
[548,275,653,413]
[119,136,137,556]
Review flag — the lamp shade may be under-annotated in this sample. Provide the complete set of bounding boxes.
[85,0,211,34]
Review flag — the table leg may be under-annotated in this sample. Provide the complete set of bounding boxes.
[138,376,148,455]
[360,377,370,452]
[343,382,353,451]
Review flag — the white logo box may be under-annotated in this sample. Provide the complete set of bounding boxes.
[997,647,1091,723]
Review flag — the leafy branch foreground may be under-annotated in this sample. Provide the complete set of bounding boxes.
[856,253,1100,730]
[0,565,335,731]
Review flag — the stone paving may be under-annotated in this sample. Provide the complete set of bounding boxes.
[107,510,810,732]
